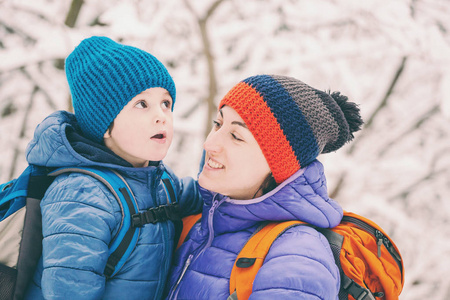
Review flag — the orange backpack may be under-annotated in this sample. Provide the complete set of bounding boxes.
[178,212,404,300]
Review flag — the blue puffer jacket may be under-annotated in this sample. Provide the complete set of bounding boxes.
[24,111,202,300]
[165,161,343,300]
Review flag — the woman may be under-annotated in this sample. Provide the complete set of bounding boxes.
[165,74,363,299]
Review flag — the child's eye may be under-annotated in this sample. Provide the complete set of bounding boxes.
[135,101,147,109]
[162,100,172,110]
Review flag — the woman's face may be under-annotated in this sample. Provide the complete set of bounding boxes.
[198,105,271,200]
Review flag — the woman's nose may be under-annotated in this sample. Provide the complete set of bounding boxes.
[203,131,222,153]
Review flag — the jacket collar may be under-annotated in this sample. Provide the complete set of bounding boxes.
[199,160,343,235]
[26,110,164,177]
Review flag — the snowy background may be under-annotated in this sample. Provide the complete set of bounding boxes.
[1,0,450,299]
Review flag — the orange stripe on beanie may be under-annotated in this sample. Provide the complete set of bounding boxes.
[219,75,364,185]
[219,82,300,183]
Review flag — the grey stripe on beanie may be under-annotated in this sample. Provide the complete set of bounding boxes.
[273,75,340,153]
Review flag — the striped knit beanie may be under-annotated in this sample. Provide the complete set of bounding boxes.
[219,75,363,184]
[65,36,176,143]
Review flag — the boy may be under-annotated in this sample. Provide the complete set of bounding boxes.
[24,36,201,300]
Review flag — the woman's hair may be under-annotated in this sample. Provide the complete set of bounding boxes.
[252,172,277,199]
[261,173,277,195]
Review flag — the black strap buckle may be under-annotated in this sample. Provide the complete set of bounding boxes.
[131,213,144,227]
[236,257,256,268]
[342,277,376,300]
[131,204,180,227]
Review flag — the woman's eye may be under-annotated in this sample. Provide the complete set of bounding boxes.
[213,120,221,129]
[135,101,147,109]
[231,133,243,141]
[162,100,172,110]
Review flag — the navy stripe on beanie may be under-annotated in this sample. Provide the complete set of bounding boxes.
[243,75,320,167]
[221,74,363,183]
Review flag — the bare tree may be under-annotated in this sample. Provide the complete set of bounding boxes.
[183,0,227,138]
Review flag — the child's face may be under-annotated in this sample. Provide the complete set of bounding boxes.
[104,87,174,167]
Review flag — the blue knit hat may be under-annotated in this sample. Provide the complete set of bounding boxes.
[65,36,176,143]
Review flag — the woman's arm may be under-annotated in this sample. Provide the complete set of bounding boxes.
[250,225,340,300]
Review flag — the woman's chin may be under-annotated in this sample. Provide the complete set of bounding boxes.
[198,173,221,194]
[197,173,208,189]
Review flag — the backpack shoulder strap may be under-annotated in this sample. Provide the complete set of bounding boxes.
[161,171,177,204]
[49,167,139,278]
[176,213,202,250]
[229,220,304,300]
[10,165,54,300]
[230,213,404,300]
[129,171,181,227]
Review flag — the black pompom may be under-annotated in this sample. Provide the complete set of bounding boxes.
[330,91,364,140]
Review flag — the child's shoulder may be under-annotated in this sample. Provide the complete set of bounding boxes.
[157,163,180,182]
[44,171,119,210]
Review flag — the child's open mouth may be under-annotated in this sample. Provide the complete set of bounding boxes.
[151,132,167,143]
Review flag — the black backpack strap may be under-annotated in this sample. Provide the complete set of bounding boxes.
[103,184,139,278]
[13,172,56,300]
[50,167,139,278]
[341,275,377,300]
[160,171,184,249]
[162,181,176,205]
[161,171,177,204]
[316,228,377,300]
[27,175,56,200]
[315,228,344,268]
[131,171,181,228]
[131,203,180,227]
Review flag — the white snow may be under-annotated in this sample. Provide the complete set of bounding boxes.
[1,0,450,299]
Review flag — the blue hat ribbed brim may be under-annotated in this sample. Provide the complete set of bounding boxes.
[65,36,176,143]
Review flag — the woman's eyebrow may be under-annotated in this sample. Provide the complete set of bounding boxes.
[231,121,248,129]
[219,108,248,128]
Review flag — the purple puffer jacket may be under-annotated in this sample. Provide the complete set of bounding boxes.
[165,160,343,300]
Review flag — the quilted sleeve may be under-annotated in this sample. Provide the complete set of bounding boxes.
[177,177,203,217]
[164,166,202,217]
[250,225,340,300]
[39,173,119,300]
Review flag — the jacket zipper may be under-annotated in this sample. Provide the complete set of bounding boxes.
[169,254,193,299]
[205,198,220,248]
[168,195,223,299]
[342,216,403,274]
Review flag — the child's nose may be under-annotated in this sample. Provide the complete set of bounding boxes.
[154,108,166,124]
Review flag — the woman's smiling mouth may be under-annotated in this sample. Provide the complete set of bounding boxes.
[207,158,224,169]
